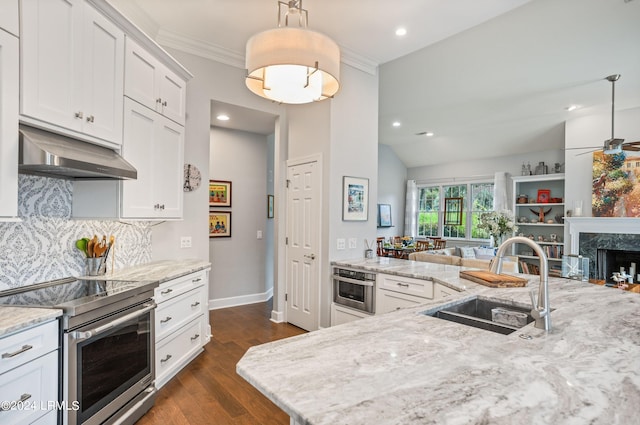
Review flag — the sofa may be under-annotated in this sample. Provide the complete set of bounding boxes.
[408,246,519,273]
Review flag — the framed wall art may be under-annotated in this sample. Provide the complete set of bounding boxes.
[444,197,463,225]
[536,189,550,203]
[343,176,369,221]
[209,211,231,238]
[377,204,392,227]
[267,195,274,219]
[209,180,231,207]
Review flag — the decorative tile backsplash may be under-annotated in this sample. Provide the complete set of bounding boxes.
[0,175,152,290]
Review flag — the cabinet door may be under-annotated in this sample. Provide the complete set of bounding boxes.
[154,117,184,218]
[121,100,157,218]
[159,67,186,125]
[0,30,18,219]
[81,5,124,144]
[124,38,161,113]
[376,289,426,315]
[0,0,19,36]
[20,0,83,132]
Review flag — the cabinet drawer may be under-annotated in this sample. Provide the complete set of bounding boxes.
[156,318,202,388]
[0,350,58,425]
[376,289,428,315]
[0,320,58,374]
[378,274,433,299]
[154,271,206,303]
[155,288,204,341]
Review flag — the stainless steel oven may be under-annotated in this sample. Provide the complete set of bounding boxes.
[332,267,376,314]
[0,278,159,425]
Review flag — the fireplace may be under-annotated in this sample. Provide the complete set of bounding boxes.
[566,217,640,281]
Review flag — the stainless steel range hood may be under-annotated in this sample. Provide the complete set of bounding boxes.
[18,125,137,180]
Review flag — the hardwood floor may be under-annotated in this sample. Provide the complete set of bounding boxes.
[137,300,306,425]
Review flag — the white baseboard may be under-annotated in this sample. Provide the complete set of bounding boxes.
[208,287,274,310]
[270,310,284,323]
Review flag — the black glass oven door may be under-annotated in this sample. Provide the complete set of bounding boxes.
[337,281,365,302]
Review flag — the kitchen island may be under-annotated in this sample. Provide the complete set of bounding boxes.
[237,258,640,424]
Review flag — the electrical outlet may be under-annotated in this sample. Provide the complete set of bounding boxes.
[348,238,357,249]
[337,238,346,250]
[180,236,192,248]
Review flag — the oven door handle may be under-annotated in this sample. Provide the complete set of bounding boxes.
[331,274,375,287]
[71,302,156,341]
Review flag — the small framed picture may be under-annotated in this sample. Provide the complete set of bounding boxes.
[209,180,231,207]
[209,211,231,238]
[343,176,369,221]
[377,204,392,227]
[267,195,274,219]
[537,189,551,203]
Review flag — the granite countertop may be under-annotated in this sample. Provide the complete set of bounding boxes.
[0,259,210,338]
[0,307,62,338]
[88,259,211,284]
[238,259,640,424]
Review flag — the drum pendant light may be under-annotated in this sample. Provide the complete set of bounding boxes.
[245,0,340,104]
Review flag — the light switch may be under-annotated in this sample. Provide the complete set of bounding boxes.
[337,238,346,250]
[348,238,357,249]
[257,230,263,239]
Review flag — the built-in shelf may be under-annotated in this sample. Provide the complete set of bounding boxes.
[516,202,564,207]
[519,255,563,262]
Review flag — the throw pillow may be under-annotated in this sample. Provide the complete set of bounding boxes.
[473,247,496,260]
[458,246,476,258]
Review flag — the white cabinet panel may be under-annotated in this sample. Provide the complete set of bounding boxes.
[0,0,19,36]
[331,304,370,326]
[0,320,58,374]
[121,98,184,219]
[125,37,186,125]
[376,290,427,315]
[20,0,124,146]
[0,29,18,219]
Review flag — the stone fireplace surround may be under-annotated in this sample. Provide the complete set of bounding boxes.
[567,217,640,279]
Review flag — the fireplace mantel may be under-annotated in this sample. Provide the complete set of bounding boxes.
[566,217,640,254]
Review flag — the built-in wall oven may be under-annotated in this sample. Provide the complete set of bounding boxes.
[332,267,376,314]
[0,278,159,425]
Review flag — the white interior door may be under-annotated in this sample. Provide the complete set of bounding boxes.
[286,159,321,331]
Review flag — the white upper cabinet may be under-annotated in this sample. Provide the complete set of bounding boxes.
[125,38,186,126]
[0,26,19,220]
[20,0,124,146]
[121,98,184,219]
[0,0,19,36]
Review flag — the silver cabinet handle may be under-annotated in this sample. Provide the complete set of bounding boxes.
[160,354,172,363]
[160,289,173,295]
[192,278,202,283]
[190,334,200,341]
[86,115,95,123]
[162,101,167,107]
[160,316,172,324]
[156,98,162,104]
[191,301,200,307]
[0,394,32,411]
[396,282,410,288]
[74,111,83,119]
[2,344,33,359]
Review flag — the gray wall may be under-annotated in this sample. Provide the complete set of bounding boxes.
[377,144,407,239]
[208,127,270,306]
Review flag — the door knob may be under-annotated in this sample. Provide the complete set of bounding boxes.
[304,254,316,260]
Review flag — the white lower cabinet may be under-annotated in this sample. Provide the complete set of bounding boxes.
[376,273,460,315]
[331,303,371,326]
[0,320,59,425]
[376,290,428,314]
[154,270,210,389]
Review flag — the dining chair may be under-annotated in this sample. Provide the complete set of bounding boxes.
[433,239,447,250]
[416,240,430,251]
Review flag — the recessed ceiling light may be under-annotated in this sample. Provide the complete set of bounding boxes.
[216,114,230,121]
[395,27,407,37]
[415,131,434,137]
[565,105,579,112]
[392,121,401,127]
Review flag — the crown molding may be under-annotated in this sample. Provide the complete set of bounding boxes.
[156,29,378,76]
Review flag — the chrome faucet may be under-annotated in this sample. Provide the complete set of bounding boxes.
[489,236,551,332]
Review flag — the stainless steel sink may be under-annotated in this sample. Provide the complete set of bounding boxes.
[423,297,534,335]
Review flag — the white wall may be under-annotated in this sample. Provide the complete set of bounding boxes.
[208,127,269,306]
[377,144,407,238]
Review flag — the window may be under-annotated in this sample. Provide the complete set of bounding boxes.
[418,187,439,237]
[417,181,494,240]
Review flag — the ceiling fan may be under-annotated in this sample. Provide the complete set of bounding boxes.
[571,74,640,156]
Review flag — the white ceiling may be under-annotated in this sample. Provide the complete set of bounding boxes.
[108,0,640,167]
